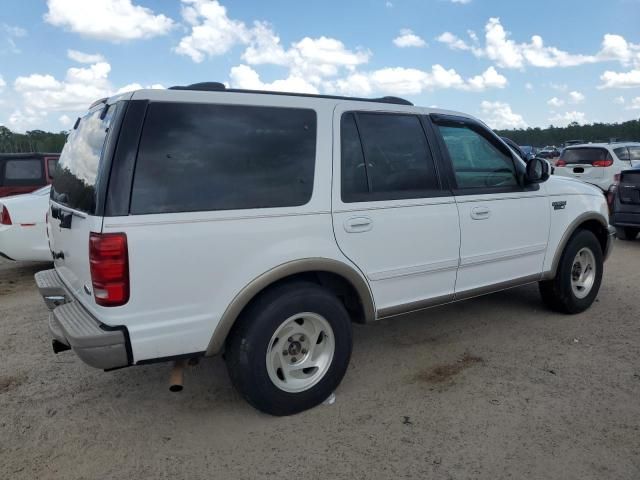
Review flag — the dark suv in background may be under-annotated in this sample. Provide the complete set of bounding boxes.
[0,153,60,198]
[611,166,640,240]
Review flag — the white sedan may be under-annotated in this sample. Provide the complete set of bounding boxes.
[0,186,51,262]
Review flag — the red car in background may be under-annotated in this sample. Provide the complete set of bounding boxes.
[0,153,59,198]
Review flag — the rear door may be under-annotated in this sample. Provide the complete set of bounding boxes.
[331,106,460,316]
[49,104,119,305]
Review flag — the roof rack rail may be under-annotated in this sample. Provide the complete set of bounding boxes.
[167,82,413,106]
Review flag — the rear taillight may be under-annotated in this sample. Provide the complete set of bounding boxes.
[592,159,613,167]
[556,159,567,167]
[0,206,12,225]
[89,232,129,307]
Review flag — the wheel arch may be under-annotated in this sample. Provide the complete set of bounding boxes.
[543,212,610,280]
[205,258,375,355]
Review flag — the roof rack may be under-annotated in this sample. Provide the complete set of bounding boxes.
[168,82,414,106]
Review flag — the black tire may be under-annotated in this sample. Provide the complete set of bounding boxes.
[616,227,639,241]
[225,281,353,416]
[538,229,603,314]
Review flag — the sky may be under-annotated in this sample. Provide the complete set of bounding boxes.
[0,0,639,132]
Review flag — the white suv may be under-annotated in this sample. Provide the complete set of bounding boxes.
[36,83,614,415]
[554,142,640,192]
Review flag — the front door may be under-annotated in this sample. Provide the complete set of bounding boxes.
[331,105,460,317]
[431,116,550,297]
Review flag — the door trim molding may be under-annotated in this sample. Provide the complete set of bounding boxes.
[460,243,547,268]
[368,258,459,281]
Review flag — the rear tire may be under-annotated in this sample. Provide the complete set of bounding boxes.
[539,229,603,314]
[225,281,352,416]
[616,227,639,241]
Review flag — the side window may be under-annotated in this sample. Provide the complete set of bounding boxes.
[340,112,440,202]
[436,124,519,189]
[341,113,369,201]
[614,147,630,161]
[628,146,640,162]
[47,158,58,178]
[131,103,316,214]
[3,159,44,185]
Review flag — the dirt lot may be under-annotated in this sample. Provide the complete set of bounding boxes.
[1,240,639,480]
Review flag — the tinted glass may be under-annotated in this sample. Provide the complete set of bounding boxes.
[340,113,369,202]
[52,106,116,213]
[131,102,316,214]
[614,147,630,161]
[437,124,518,189]
[47,158,58,178]
[346,113,438,201]
[628,146,640,161]
[561,148,610,165]
[4,159,43,184]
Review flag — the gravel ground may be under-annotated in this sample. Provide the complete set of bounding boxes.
[1,240,639,480]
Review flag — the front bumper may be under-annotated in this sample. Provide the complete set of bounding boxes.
[35,269,130,370]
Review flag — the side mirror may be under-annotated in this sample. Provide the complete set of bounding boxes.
[525,157,550,184]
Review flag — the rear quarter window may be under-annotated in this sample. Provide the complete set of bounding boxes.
[2,158,44,186]
[52,105,117,213]
[130,102,317,214]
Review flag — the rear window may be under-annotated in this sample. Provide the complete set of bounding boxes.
[2,158,44,185]
[51,105,117,213]
[130,102,317,215]
[561,148,612,165]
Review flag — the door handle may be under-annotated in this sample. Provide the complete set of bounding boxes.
[470,206,491,220]
[344,216,373,233]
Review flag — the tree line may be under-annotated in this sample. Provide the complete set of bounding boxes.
[495,119,640,147]
[0,126,68,153]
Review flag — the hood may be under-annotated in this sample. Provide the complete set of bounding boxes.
[545,175,605,197]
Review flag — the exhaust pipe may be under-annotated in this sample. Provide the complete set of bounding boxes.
[52,339,71,354]
[169,359,186,392]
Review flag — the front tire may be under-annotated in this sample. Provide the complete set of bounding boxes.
[539,229,603,314]
[225,282,352,416]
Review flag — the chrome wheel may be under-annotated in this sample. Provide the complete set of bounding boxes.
[266,312,335,393]
[571,247,596,299]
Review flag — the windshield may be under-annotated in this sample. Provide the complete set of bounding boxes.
[561,147,611,165]
[51,105,116,213]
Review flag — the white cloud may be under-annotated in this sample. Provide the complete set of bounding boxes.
[325,65,506,96]
[549,82,568,91]
[67,49,105,64]
[598,34,640,67]
[15,63,111,112]
[2,23,27,54]
[393,29,427,48]
[44,0,174,42]
[525,82,533,90]
[229,65,318,94]
[568,90,585,104]
[438,17,640,70]
[174,0,250,62]
[465,66,508,91]
[626,97,640,110]
[450,0,472,3]
[599,69,640,89]
[480,101,527,129]
[385,1,393,7]
[547,97,564,107]
[115,83,164,94]
[614,96,625,104]
[7,108,46,132]
[58,114,73,128]
[0,75,6,91]
[549,111,587,126]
